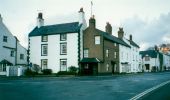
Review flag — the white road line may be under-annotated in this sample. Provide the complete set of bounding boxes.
[129,80,170,100]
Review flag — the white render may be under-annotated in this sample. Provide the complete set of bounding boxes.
[0,14,27,75]
[141,54,160,72]
[29,9,87,73]
[118,36,140,73]
[29,33,79,73]
[163,54,170,70]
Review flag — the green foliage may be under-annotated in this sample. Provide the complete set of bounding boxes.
[42,69,52,75]
[68,66,78,73]
[24,68,37,76]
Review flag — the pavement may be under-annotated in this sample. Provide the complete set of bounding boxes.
[0,72,170,100]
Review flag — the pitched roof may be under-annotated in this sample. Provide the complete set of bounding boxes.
[96,29,131,48]
[140,50,158,58]
[129,40,140,48]
[29,22,81,36]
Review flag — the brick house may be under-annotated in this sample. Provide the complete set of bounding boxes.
[80,17,130,75]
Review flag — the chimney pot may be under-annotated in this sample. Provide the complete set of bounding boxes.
[130,34,132,41]
[79,7,84,13]
[118,27,124,39]
[37,12,44,28]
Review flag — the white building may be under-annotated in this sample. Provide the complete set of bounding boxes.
[28,8,87,73]
[162,53,170,70]
[140,50,161,72]
[117,28,140,73]
[0,14,28,75]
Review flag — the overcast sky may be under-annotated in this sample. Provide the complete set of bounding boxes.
[0,0,170,50]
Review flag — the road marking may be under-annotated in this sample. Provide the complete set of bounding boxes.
[129,80,170,100]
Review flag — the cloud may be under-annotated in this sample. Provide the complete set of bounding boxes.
[121,12,170,50]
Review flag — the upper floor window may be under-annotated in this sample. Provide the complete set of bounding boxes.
[145,56,150,61]
[114,43,117,47]
[3,36,7,42]
[20,54,24,60]
[114,52,117,58]
[60,43,67,55]
[60,34,67,41]
[95,36,100,45]
[10,51,14,57]
[84,49,89,58]
[41,44,48,56]
[106,49,109,57]
[41,35,48,42]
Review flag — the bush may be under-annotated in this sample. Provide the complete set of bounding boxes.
[68,66,78,73]
[24,68,37,76]
[57,71,76,75]
[42,69,52,75]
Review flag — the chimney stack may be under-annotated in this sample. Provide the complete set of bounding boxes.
[118,27,124,39]
[89,15,96,28]
[105,22,112,34]
[37,12,44,28]
[78,7,87,29]
[129,34,132,41]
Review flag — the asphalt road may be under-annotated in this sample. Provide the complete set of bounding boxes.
[0,72,170,100]
[140,82,170,100]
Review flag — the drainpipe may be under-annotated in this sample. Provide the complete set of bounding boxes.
[14,36,18,65]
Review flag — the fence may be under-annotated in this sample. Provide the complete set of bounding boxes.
[6,66,27,77]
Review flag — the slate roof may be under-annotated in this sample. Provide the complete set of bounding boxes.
[80,58,100,63]
[0,59,13,65]
[140,50,158,58]
[96,29,131,48]
[128,40,140,48]
[29,22,81,36]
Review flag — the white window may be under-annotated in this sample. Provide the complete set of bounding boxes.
[106,64,109,71]
[145,56,150,61]
[10,51,14,57]
[20,54,24,60]
[3,36,7,42]
[60,59,67,71]
[41,35,48,42]
[84,49,89,58]
[60,43,67,55]
[114,52,117,58]
[60,34,67,41]
[114,43,117,47]
[41,44,48,56]
[95,36,100,44]
[106,49,109,57]
[41,59,48,69]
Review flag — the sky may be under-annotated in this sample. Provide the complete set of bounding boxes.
[0,0,170,50]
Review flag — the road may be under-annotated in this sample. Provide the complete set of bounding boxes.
[0,72,170,100]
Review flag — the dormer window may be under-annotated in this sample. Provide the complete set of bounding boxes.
[3,36,7,42]
[60,34,67,41]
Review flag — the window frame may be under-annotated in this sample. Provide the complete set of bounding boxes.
[84,49,89,58]
[60,59,67,71]
[94,35,100,45]
[20,54,24,60]
[41,59,48,70]
[3,36,8,42]
[41,44,48,56]
[114,51,117,59]
[106,49,109,57]
[60,43,67,55]
[41,35,48,42]
[10,50,15,57]
[60,33,67,41]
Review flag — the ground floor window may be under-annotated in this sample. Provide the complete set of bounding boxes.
[0,64,6,72]
[60,59,67,71]
[41,59,48,69]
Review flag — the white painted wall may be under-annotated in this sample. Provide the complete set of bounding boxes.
[17,42,27,65]
[29,33,79,73]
